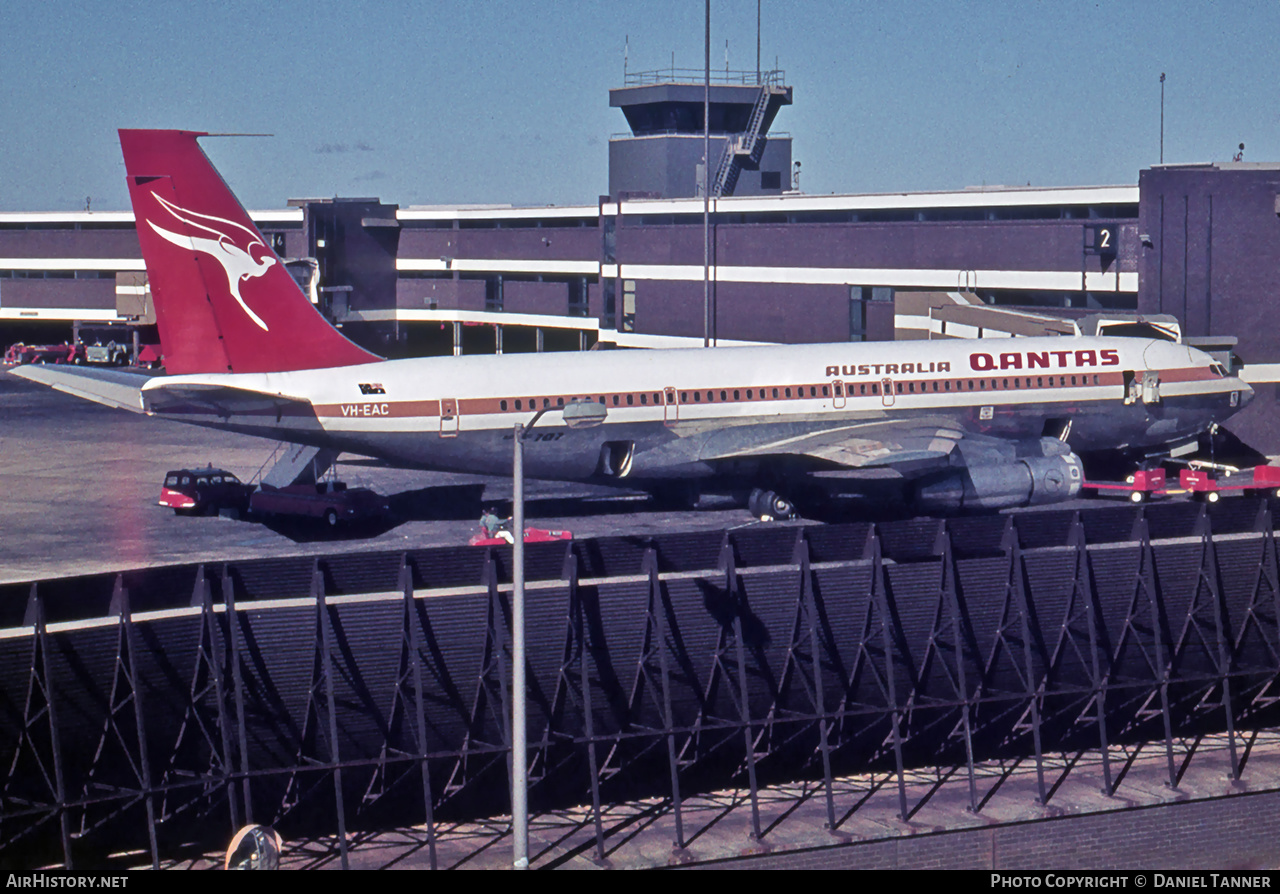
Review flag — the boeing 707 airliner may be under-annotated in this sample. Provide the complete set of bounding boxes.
[11,131,1254,519]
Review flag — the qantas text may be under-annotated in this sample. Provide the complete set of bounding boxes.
[970,349,1120,371]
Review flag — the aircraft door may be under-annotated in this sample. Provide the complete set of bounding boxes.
[833,380,847,409]
[1122,371,1139,405]
[663,387,678,426]
[882,377,895,407]
[1141,370,1161,404]
[439,398,459,437]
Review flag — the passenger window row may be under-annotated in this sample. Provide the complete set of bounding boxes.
[893,374,1102,394]
[487,374,1107,413]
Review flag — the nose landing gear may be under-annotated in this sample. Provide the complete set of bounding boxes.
[748,487,796,521]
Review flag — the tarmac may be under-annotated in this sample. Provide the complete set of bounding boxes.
[0,370,751,584]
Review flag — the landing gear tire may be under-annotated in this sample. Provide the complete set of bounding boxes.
[768,492,796,520]
[748,488,795,521]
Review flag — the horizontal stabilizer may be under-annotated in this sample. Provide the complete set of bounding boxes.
[8,365,151,413]
[141,380,314,420]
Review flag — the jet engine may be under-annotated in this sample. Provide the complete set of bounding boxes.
[915,437,1083,511]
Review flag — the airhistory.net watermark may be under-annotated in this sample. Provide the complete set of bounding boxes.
[5,876,128,888]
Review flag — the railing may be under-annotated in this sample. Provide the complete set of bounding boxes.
[251,440,287,484]
[737,81,774,158]
[610,130,793,141]
[711,138,739,197]
[624,67,785,87]
[712,81,776,196]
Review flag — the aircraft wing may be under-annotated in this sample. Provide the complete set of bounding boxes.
[695,417,1082,513]
[8,364,152,413]
[701,417,966,475]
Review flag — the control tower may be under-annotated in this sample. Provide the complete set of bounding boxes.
[608,68,793,200]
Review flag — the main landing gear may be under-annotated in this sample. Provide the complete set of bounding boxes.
[748,487,796,521]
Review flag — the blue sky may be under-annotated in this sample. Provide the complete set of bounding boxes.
[2,0,1277,211]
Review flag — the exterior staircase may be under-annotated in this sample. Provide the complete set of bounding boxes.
[711,81,779,197]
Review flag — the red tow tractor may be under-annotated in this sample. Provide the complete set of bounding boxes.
[469,526,573,547]
[1177,465,1280,503]
[1084,468,1171,503]
[1085,465,1280,504]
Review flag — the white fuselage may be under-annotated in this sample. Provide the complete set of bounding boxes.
[140,336,1251,483]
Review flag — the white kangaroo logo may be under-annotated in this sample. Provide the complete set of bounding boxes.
[147,191,275,331]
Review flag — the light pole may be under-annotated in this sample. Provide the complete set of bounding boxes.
[509,398,606,870]
[1160,72,1166,164]
[511,416,528,869]
[703,0,711,347]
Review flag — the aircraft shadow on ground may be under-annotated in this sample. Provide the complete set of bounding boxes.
[242,484,486,543]
[252,516,404,543]
[240,481,930,544]
[244,483,668,544]
[388,483,678,523]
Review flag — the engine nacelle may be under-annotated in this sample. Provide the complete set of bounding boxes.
[915,441,1083,511]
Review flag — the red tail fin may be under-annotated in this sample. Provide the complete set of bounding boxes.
[119,130,381,374]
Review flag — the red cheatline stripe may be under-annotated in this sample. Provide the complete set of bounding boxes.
[311,367,1226,420]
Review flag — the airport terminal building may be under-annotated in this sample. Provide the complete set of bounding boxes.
[3,70,1279,445]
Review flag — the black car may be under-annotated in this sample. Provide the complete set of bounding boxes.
[159,467,254,516]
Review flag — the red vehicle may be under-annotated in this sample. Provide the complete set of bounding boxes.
[469,527,573,547]
[3,342,77,366]
[249,480,389,526]
[1084,468,1169,503]
[159,467,254,515]
[1179,465,1280,502]
[132,344,163,369]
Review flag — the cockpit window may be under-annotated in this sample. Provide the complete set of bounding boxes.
[1097,322,1180,342]
[1210,362,1227,377]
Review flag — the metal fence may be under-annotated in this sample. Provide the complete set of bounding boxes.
[1,499,1278,868]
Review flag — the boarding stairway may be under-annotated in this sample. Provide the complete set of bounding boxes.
[252,441,339,487]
